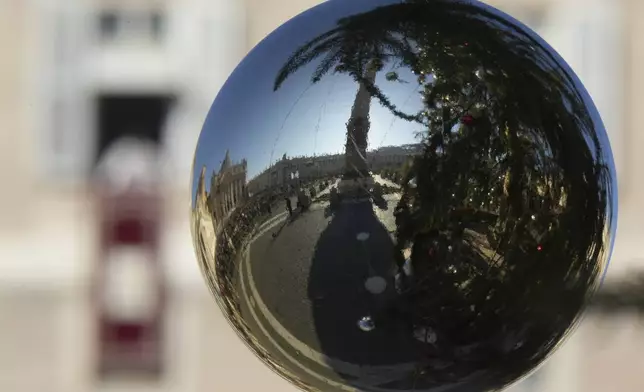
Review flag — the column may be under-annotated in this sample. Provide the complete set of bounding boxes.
[541,326,581,392]
[165,0,246,191]
[542,0,624,187]
[0,0,32,230]
[625,0,644,203]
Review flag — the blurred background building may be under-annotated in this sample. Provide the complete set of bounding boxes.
[0,0,641,391]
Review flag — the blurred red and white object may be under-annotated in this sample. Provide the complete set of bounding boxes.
[92,137,166,378]
[94,136,164,194]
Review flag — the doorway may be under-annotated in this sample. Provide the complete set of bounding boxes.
[95,94,174,165]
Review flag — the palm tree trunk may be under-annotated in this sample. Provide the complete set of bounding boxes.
[344,61,378,178]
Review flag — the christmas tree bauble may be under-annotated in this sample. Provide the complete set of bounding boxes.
[190,0,617,390]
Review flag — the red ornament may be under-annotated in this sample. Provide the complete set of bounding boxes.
[461,114,474,126]
[537,245,543,251]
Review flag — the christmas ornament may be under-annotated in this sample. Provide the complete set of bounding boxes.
[191,0,617,391]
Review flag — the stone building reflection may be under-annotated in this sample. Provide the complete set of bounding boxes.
[246,144,423,194]
[194,166,216,269]
[209,150,248,229]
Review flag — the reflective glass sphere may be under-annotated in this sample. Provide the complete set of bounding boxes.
[190,0,617,390]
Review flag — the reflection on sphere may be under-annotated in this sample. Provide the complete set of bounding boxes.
[190,0,617,391]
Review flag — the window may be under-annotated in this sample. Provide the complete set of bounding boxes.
[150,11,165,41]
[97,9,166,44]
[99,11,119,41]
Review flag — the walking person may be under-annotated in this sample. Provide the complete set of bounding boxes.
[285,196,293,217]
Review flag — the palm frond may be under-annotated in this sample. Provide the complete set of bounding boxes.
[311,50,343,83]
[273,31,343,91]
